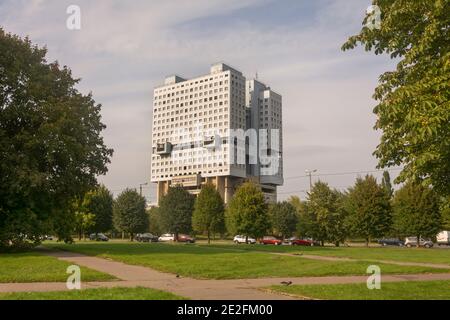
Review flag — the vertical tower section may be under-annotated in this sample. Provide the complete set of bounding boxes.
[246,79,284,202]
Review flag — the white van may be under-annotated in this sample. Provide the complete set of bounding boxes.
[436,231,450,246]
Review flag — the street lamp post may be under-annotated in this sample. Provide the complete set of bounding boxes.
[305,169,317,192]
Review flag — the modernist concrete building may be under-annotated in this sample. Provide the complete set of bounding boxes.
[151,63,283,204]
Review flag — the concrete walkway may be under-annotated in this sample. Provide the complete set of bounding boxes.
[1,249,450,300]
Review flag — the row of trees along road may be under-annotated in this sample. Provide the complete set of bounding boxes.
[74,187,149,241]
[292,173,447,247]
[65,174,450,247]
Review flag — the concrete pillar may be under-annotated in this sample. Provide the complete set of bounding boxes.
[224,177,233,204]
[216,176,225,201]
[156,181,170,205]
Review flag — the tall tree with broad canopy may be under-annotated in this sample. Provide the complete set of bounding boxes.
[342,1,450,197]
[392,182,442,246]
[158,186,195,241]
[113,189,148,241]
[226,182,270,242]
[192,184,225,244]
[83,185,114,234]
[345,175,392,246]
[269,201,298,240]
[0,29,112,250]
[306,181,348,247]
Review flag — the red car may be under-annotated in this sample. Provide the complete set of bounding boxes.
[259,236,282,245]
[177,234,196,243]
[288,238,316,246]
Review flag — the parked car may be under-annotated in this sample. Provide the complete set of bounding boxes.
[136,233,159,242]
[378,238,404,247]
[404,237,433,248]
[158,233,175,242]
[89,233,109,241]
[177,234,195,243]
[233,235,256,244]
[259,236,282,245]
[287,237,318,246]
[436,231,450,246]
[39,235,53,241]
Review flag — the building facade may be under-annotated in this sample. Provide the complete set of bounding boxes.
[151,63,283,204]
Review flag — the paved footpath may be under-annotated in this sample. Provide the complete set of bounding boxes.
[1,249,450,300]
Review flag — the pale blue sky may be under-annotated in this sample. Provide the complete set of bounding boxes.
[0,0,398,201]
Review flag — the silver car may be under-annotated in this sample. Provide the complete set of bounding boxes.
[233,235,256,244]
[404,237,433,248]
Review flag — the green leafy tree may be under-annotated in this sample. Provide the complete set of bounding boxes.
[192,184,225,244]
[381,171,394,198]
[159,186,195,241]
[74,211,95,241]
[226,182,270,242]
[288,196,302,213]
[307,182,347,246]
[148,207,164,236]
[289,196,316,239]
[83,185,113,234]
[113,189,148,241]
[392,182,442,246]
[295,200,317,240]
[342,1,450,196]
[269,201,298,240]
[345,175,392,246]
[0,30,112,250]
[441,197,450,230]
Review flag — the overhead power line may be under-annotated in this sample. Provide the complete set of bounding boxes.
[284,168,403,181]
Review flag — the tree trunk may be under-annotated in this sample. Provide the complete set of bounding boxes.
[130,233,134,242]
[335,241,340,247]
[175,232,179,242]
[321,240,324,247]
[207,230,211,244]
[78,230,82,241]
[366,238,369,247]
[245,235,249,244]
[417,234,420,248]
[122,231,124,240]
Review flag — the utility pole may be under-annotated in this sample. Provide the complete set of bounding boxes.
[305,169,317,192]
[139,182,148,197]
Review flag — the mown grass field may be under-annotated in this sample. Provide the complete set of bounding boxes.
[45,242,450,280]
[204,243,450,265]
[269,280,450,300]
[0,287,185,300]
[0,252,115,283]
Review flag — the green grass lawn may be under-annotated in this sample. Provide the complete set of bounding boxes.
[45,242,450,280]
[204,243,450,265]
[269,280,450,300]
[0,252,115,283]
[0,287,185,300]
